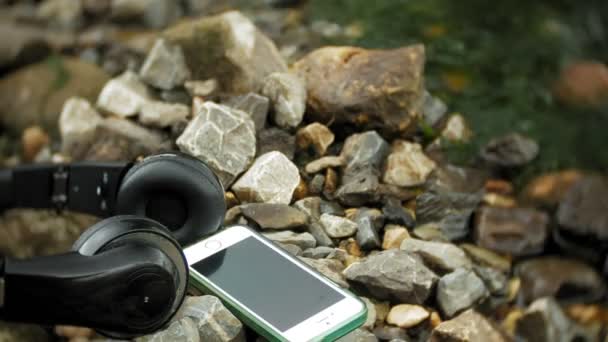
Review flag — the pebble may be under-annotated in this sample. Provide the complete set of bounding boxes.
[337,167,381,206]
[96,70,151,117]
[400,239,472,274]
[521,169,583,207]
[301,246,335,259]
[382,198,416,228]
[256,128,296,160]
[139,101,189,128]
[557,175,608,241]
[60,98,104,151]
[473,266,508,296]
[382,225,411,250]
[309,174,325,195]
[308,221,335,247]
[21,126,49,162]
[420,90,448,128]
[516,297,591,342]
[276,243,302,256]
[430,309,508,342]
[232,151,301,204]
[225,93,269,131]
[176,101,256,187]
[319,213,358,238]
[343,250,438,304]
[341,131,390,170]
[176,296,244,342]
[139,38,190,90]
[136,317,199,342]
[360,297,377,330]
[416,190,482,240]
[185,79,219,98]
[474,206,549,256]
[412,223,449,242]
[262,230,316,250]
[383,140,437,187]
[237,203,308,229]
[305,156,345,174]
[337,329,378,342]
[460,243,511,273]
[480,133,539,167]
[436,268,489,317]
[387,304,430,328]
[261,72,307,129]
[296,122,335,156]
[355,215,381,250]
[300,257,348,288]
[440,114,472,142]
[293,196,321,219]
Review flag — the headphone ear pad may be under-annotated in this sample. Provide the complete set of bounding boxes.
[115,153,226,246]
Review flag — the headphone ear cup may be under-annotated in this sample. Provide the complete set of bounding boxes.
[115,153,226,246]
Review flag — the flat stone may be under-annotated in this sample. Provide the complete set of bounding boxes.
[256,128,296,160]
[343,250,438,304]
[238,203,307,229]
[262,230,316,250]
[296,122,335,156]
[59,97,103,156]
[97,70,152,117]
[480,133,539,167]
[308,221,335,247]
[232,151,300,204]
[139,101,190,128]
[176,101,256,187]
[341,131,389,170]
[557,175,608,240]
[382,198,415,228]
[300,257,348,288]
[383,140,436,187]
[521,169,583,207]
[387,304,429,328]
[382,225,410,250]
[475,206,549,256]
[459,244,511,273]
[437,269,488,318]
[136,317,199,342]
[516,257,605,303]
[337,329,378,342]
[261,72,306,129]
[416,190,482,240]
[176,296,244,342]
[305,156,345,174]
[139,38,190,90]
[294,45,425,133]
[400,239,472,274]
[320,214,358,238]
[355,215,381,250]
[164,11,287,93]
[301,246,335,259]
[225,93,269,131]
[430,309,508,342]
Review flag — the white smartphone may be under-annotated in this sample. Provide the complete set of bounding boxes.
[184,225,367,342]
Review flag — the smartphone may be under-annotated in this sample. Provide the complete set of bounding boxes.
[185,225,367,342]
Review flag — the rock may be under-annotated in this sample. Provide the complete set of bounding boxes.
[521,169,583,207]
[177,101,256,187]
[355,215,381,250]
[343,250,438,304]
[358,297,377,330]
[400,239,472,274]
[185,79,219,98]
[232,151,300,204]
[0,322,50,342]
[293,45,425,132]
[305,156,345,174]
[321,199,346,217]
[428,164,488,194]
[237,203,307,229]
[474,206,549,256]
[261,72,306,129]
[0,209,98,259]
[516,257,605,303]
[296,122,335,156]
[430,309,508,342]
[557,175,608,240]
[516,297,591,342]
[387,304,430,328]
[293,196,322,219]
[301,246,335,259]
[308,221,335,247]
[552,61,608,108]
[416,190,482,240]
[337,329,378,342]
[176,296,244,342]
[473,266,508,296]
[341,131,389,170]
[480,133,539,168]
[262,230,316,250]
[59,97,103,155]
[164,11,288,93]
[276,243,302,256]
[21,126,49,162]
[256,128,296,160]
[139,101,190,128]
[160,89,190,106]
[460,244,511,273]
[413,223,449,242]
[382,225,410,250]
[336,167,381,206]
[97,70,152,117]
[0,22,54,70]
[139,38,190,90]
[371,326,408,341]
[136,317,199,342]
[37,0,84,30]
[440,114,472,142]
[420,91,447,128]
[300,257,348,288]
[225,93,269,131]
[0,57,110,133]
[383,141,437,187]
[111,0,181,29]
[320,214,358,238]
[437,268,488,317]
[382,198,415,228]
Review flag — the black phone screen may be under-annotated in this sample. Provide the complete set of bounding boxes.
[192,236,345,332]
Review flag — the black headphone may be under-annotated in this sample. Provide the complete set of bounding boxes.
[0,152,226,338]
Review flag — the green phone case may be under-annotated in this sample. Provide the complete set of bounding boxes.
[187,228,367,341]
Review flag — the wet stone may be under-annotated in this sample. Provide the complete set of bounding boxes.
[387,304,430,329]
[176,296,244,342]
[383,198,415,228]
[237,203,307,229]
[296,122,335,156]
[343,249,438,304]
[516,297,591,342]
[437,268,489,318]
[225,93,269,131]
[400,239,472,274]
[557,175,608,241]
[416,190,482,241]
[430,309,508,342]
[256,127,296,160]
[263,230,316,250]
[320,214,358,238]
[261,72,307,129]
[139,101,190,128]
[97,70,152,117]
[139,38,190,90]
[480,133,539,168]
[383,140,437,187]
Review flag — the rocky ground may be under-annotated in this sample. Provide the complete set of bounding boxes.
[0,1,607,342]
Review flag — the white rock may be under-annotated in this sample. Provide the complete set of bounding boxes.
[261,72,306,129]
[59,97,103,153]
[185,79,219,98]
[97,71,152,117]
[232,151,300,204]
[386,304,429,328]
[140,38,190,90]
[383,140,437,187]
[319,214,358,238]
[140,101,189,128]
[176,101,256,187]
[441,114,472,142]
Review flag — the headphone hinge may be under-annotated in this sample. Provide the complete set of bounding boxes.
[51,166,69,212]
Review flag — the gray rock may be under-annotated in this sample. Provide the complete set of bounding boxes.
[177,296,244,342]
[430,309,508,342]
[232,151,300,204]
[516,297,591,342]
[343,250,438,304]
[309,174,325,195]
[355,215,381,250]
[136,317,199,342]
[308,221,335,247]
[139,38,190,90]
[296,122,335,156]
[557,175,608,241]
[336,167,381,206]
[139,101,190,128]
[427,164,488,194]
[382,198,415,228]
[320,214,358,238]
[37,0,84,30]
[420,91,448,128]
[437,268,488,317]
[341,131,389,170]
[59,97,103,155]
[383,140,436,187]
[276,243,302,256]
[480,133,539,167]
[225,93,269,131]
[261,72,306,129]
[305,156,345,174]
[238,203,307,229]
[263,230,316,250]
[400,239,472,274]
[111,0,181,29]
[300,257,348,288]
[301,246,335,259]
[475,206,549,256]
[256,128,296,160]
[473,266,508,296]
[320,200,346,217]
[160,89,191,105]
[337,328,378,342]
[176,101,256,187]
[97,70,152,117]
[416,190,482,240]
[293,196,322,220]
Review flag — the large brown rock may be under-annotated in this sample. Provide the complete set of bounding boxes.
[294,45,425,132]
[430,309,509,342]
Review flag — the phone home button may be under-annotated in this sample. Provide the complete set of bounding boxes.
[204,240,222,250]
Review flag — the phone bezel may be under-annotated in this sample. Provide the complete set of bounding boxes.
[185,225,366,342]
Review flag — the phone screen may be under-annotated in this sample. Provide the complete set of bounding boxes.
[191,236,345,332]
